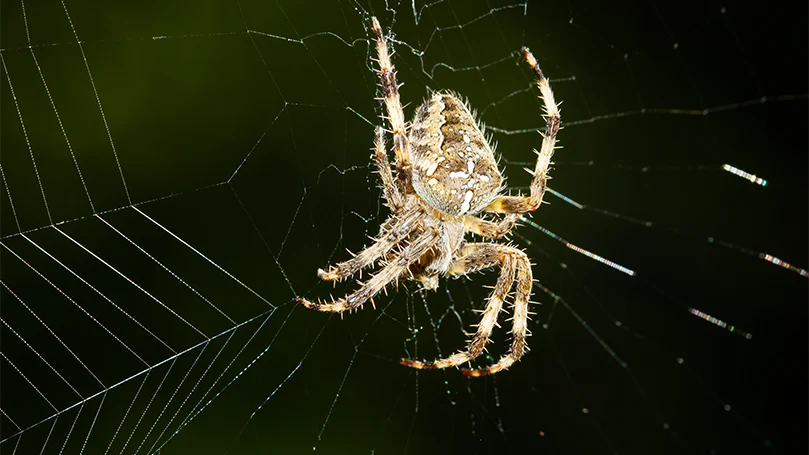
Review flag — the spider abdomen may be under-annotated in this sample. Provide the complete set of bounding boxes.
[409,93,502,216]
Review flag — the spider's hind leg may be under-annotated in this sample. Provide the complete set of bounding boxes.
[402,243,532,372]
[463,245,533,376]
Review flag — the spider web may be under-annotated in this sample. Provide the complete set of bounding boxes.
[1,0,806,454]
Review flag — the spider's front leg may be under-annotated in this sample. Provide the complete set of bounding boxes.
[484,47,560,223]
[371,17,412,190]
[401,243,533,374]
[298,230,438,313]
[373,126,403,211]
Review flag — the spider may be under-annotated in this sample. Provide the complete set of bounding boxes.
[297,16,560,376]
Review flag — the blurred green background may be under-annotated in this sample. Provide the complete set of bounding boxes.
[1,1,807,454]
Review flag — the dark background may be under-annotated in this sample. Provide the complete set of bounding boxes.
[1,1,807,454]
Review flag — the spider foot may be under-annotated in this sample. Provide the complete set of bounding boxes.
[461,367,492,377]
[317,268,340,281]
[296,297,350,313]
[296,297,320,310]
[460,355,517,377]
[400,352,473,370]
[400,358,438,370]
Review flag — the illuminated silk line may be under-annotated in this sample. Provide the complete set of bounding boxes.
[760,254,808,277]
[722,164,767,186]
[507,161,766,187]
[586,207,654,227]
[541,188,654,226]
[491,94,807,135]
[539,193,807,277]
[520,217,636,276]
[528,180,805,279]
[688,308,753,340]
[547,189,807,278]
[708,238,808,278]
[546,188,584,209]
[535,283,628,368]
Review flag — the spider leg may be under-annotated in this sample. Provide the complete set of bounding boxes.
[463,215,518,240]
[317,208,424,282]
[463,246,533,376]
[298,230,438,313]
[373,126,403,211]
[371,17,411,184]
[401,243,524,371]
[484,47,560,217]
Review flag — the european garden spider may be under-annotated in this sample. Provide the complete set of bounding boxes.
[297,17,560,376]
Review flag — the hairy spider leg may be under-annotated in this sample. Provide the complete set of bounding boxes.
[484,47,561,228]
[401,243,532,371]
[463,244,533,376]
[298,230,439,313]
[371,17,411,187]
[463,215,518,240]
[373,126,403,211]
[317,207,425,282]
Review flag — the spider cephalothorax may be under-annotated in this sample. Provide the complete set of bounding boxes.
[297,16,560,376]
